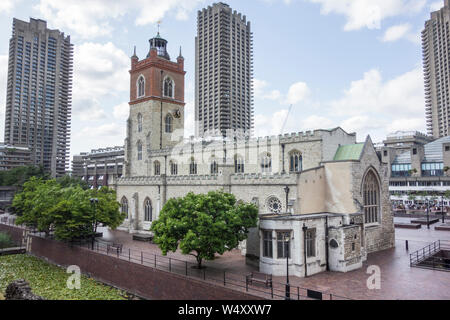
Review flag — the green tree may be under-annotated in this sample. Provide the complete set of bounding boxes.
[0,165,49,187]
[55,175,89,190]
[13,178,61,235]
[13,178,125,241]
[51,186,124,241]
[151,191,258,268]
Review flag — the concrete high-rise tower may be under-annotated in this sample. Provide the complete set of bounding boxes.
[422,0,450,138]
[3,18,73,177]
[195,2,254,138]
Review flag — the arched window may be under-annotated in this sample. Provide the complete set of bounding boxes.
[121,197,129,218]
[164,77,174,98]
[234,155,244,173]
[137,76,145,98]
[267,196,282,214]
[363,170,380,224]
[290,151,302,173]
[170,161,178,176]
[165,114,173,133]
[137,113,143,133]
[137,141,143,161]
[210,160,218,175]
[261,153,272,173]
[144,198,152,222]
[189,158,198,175]
[154,161,161,176]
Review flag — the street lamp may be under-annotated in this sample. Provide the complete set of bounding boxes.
[283,232,291,300]
[302,223,308,278]
[426,198,430,230]
[90,198,99,250]
[284,186,290,214]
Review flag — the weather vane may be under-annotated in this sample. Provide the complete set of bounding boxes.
[157,20,162,34]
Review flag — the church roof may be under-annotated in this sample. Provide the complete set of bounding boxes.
[333,143,365,161]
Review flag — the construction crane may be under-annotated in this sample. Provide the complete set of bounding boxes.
[280,104,294,134]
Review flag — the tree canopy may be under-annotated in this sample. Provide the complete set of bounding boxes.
[151,191,258,268]
[0,166,49,187]
[13,177,125,241]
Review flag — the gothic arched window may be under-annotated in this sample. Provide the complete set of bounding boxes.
[121,197,129,218]
[144,198,152,222]
[164,77,174,98]
[363,170,380,224]
[261,153,272,173]
[290,151,302,173]
[137,113,143,133]
[170,160,178,176]
[137,76,145,98]
[190,158,198,175]
[154,161,161,176]
[165,114,173,133]
[137,141,143,161]
[210,160,218,175]
[235,155,244,173]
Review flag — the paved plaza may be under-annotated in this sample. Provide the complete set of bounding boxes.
[97,217,450,300]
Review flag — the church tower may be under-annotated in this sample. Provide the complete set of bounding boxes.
[125,32,186,177]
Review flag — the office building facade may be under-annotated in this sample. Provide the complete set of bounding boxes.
[4,18,73,177]
[195,2,254,137]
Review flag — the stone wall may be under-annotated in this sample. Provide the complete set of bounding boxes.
[27,234,263,300]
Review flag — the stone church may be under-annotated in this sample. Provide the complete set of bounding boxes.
[115,32,395,278]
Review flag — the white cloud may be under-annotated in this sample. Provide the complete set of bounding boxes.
[386,118,425,133]
[113,102,130,120]
[255,79,310,104]
[0,0,14,13]
[331,67,424,117]
[184,101,195,138]
[430,1,444,11]
[381,23,420,44]
[301,115,335,131]
[75,122,126,143]
[73,42,129,101]
[286,82,310,105]
[382,23,411,42]
[308,0,426,31]
[254,109,289,137]
[35,0,204,39]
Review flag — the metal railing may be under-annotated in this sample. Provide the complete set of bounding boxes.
[0,217,352,300]
[410,240,450,271]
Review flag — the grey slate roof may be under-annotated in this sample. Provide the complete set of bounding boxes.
[393,136,450,164]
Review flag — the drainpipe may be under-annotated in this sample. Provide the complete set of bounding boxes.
[302,223,308,277]
[325,216,329,271]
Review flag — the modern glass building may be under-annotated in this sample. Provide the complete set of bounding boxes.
[3,18,73,177]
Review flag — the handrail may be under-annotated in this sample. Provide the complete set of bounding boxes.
[0,219,352,300]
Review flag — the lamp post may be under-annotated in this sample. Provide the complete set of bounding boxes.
[302,223,308,278]
[426,198,430,230]
[284,232,291,300]
[90,198,99,250]
[284,186,290,214]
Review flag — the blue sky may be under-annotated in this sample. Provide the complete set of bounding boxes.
[0,0,445,160]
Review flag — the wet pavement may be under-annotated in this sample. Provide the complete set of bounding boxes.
[96,217,450,300]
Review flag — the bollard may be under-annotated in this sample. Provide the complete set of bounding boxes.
[406,240,409,251]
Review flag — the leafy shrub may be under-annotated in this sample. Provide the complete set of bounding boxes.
[0,232,14,249]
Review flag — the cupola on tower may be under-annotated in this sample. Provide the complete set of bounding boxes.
[125,31,186,178]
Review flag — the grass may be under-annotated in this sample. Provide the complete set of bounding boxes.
[0,254,128,300]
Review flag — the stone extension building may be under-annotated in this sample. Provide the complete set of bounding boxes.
[115,31,395,278]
